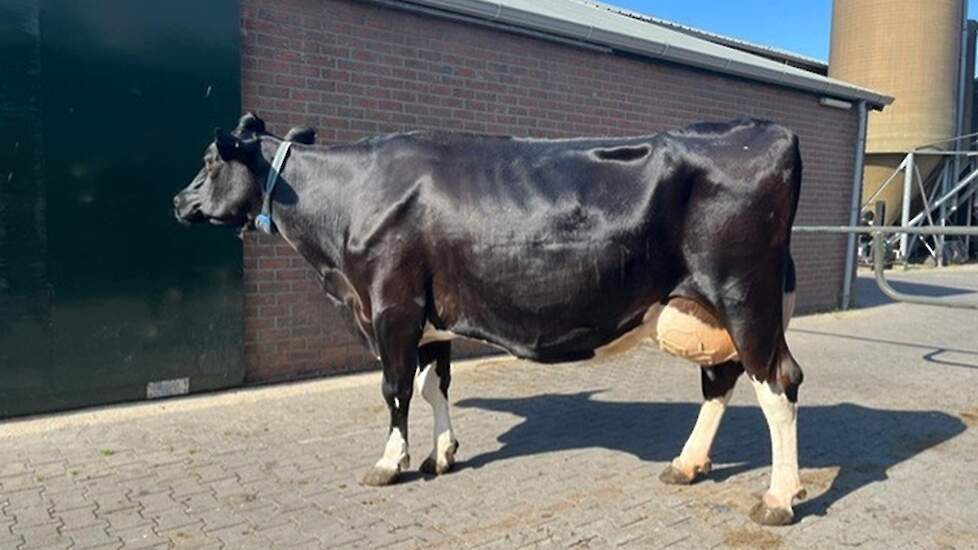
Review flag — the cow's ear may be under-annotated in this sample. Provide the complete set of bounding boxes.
[234,112,266,135]
[284,126,316,145]
[214,128,256,163]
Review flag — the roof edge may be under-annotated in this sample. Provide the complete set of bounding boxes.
[397,0,893,109]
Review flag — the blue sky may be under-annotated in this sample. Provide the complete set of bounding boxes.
[602,0,978,62]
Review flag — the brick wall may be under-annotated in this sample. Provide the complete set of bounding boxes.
[240,0,859,382]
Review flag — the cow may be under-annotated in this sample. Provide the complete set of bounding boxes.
[174,113,806,526]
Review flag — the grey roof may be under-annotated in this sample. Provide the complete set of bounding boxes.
[583,0,828,74]
[405,0,892,108]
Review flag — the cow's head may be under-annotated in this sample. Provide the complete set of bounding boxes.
[173,112,315,229]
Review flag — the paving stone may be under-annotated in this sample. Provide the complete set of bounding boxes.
[157,524,220,549]
[101,508,154,533]
[61,523,121,549]
[53,506,103,531]
[10,505,56,530]
[111,524,168,549]
[207,522,276,548]
[1,269,977,548]
[148,507,200,532]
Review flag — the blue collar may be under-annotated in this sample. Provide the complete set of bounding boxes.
[255,140,293,234]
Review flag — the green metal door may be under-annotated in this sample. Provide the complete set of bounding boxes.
[0,0,52,415]
[0,0,244,417]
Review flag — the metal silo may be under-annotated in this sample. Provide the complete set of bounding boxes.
[829,0,966,224]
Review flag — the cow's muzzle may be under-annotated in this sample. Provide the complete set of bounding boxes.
[172,193,203,225]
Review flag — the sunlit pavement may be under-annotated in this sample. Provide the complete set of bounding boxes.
[2,266,977,549]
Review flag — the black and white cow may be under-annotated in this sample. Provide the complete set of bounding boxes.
[174,113,805,525]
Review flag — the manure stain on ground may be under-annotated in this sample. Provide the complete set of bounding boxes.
[723,527,783,549]
[960,408,978,427]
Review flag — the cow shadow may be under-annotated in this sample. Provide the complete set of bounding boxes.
[453,391,966,519]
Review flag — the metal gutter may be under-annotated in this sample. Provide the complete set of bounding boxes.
[841,100,869,309]
[399,0,893,109]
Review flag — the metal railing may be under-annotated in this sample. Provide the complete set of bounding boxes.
[793,202,978,310]
[858,141,978,266]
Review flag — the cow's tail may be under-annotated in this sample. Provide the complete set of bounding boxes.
[779,133,802,396]
[783,131,801,304]
[785,132,802,248]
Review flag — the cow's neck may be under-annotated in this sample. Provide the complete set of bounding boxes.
[255,138,355,299]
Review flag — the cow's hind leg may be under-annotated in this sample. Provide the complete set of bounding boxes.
[361,305,423,487]
[417,341,459,475]
[727,311,804,524]
[749,376,805,525]
[660,361,744,485]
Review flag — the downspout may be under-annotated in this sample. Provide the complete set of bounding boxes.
[944,0,971,265]
[841,99,869,310]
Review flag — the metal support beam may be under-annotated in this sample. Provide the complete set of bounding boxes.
[939,159,951,266]
[906,165,978,228]
[861,154,908,212]
[966,193,974,253]
[900,152,914,261]
[842,100,868,310]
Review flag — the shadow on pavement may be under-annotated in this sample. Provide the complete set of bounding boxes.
[853,275,975,309]
[790,328,978,370]
[455,391,966,520]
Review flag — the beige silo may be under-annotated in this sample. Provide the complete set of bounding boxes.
[829,0,964,223]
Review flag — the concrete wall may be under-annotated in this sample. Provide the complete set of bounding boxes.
[240,0,859,382]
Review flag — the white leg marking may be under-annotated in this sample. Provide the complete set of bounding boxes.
[751,378,803,512]
[373,427,409,473]
[416,364,457,472]
[672,389,733,477]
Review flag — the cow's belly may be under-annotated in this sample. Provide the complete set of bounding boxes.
[425,296,739,365]
[595,297,738,365]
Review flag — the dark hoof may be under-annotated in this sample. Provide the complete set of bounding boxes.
[749,502,795,526]
[419,441,459,475]
[419,456,454,475]
[359,466,400,487]
[658,464,696,485]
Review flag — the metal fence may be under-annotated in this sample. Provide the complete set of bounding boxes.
[794,202,978,310]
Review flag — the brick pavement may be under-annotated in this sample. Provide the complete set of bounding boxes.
[2,267,977,549]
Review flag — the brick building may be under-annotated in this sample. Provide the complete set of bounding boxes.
[238,0,891,382]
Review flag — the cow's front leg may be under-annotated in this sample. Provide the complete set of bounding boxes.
[361,306,422,487]
[660,361,743,485]
[417,342,459,475]
[749,377,806,526]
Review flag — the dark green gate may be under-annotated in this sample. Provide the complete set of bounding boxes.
[0,0,243,417]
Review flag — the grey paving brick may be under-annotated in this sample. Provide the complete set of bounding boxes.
[0,529,25,550]
[148,507,200,532]
[256,522,318,547]
[19,535,72,550]
[61,524,121,549]
[112,525,170,550]
[101,509,153,533]
[207,522,275,549]
[129,491,179,516]
[54,506,104,531]
[157,524,220,549]
[1,268,977,548]
[10,505,55,530]
[195,506,247,534]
